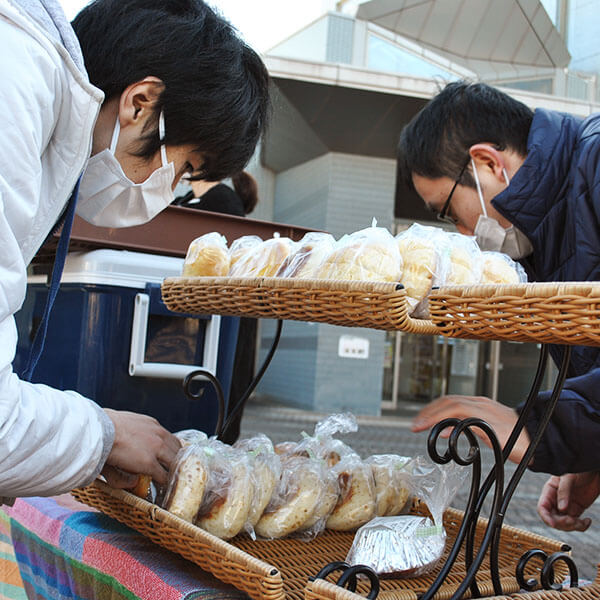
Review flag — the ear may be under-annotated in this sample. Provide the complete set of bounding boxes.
[117,76,165,128]
[469,143,506,182]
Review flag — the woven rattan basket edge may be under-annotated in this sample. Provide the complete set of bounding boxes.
[160,276,440,335]
[71,480,285,600]
[428,282,600,346]
[71,481,577,600]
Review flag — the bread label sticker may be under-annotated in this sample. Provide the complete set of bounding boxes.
[338,335,369,360]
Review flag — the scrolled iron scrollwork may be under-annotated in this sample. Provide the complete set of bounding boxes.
[516,550,578,592]
[310,562,379,600]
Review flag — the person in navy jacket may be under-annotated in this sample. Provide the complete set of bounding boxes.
[398,81,600,533]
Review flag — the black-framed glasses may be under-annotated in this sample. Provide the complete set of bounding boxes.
[437,161,469,225]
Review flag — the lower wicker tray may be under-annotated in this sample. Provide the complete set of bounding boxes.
[161,276,439,334]
[72,481,574,600]
[429,282,600,346]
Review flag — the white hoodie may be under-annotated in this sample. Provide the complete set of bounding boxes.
[0,0,114,498]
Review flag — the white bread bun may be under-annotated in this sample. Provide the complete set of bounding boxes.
[255,456,323,539]
[228,236,293,277]
[315,225,402,283]
[276,232,336,278]
[325,458,376,531]
[182,232,230,277]
[366,455,410,517]
[196,455,254,539]
[397,235,438,302]
[229,235,263,271]
[443,233,482,286]
[162,446,209,523]
[481,251,522,284]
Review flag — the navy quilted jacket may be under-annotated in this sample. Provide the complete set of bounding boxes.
[492,108,600,475]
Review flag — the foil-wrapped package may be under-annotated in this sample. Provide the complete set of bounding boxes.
[346,515,446,578]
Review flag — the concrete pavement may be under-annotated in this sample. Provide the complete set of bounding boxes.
[239,397,600,583]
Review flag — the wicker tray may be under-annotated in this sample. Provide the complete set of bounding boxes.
[72,481,574,600]
[429,282,600,346]
[161,277,439,334]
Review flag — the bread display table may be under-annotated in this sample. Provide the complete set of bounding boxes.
[74,278,600,600]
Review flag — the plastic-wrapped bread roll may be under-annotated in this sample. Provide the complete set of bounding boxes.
[255,455,324,539]
[276,232,336,278]
[315,224,402,283]
[229,235,262,271]
[481,251,528,284]
[182,232,230,277]
[365,454,411,517]
[228,234,294,277]
[233,435,282,535]
[325,453,376,531]
[162,444,209,523]
[196,443,254,539]
[175,429,208,448]
[396,224,447,314]
[443,232,483,286]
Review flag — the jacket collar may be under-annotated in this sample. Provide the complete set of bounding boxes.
[491,108,582,238]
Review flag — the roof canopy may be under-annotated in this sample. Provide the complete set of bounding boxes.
[356,0,570,73]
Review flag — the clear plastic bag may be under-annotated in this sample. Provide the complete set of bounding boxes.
[228,233,295,277]
[291,414,377,533]
[228,235,263,273]
[195,440,254,539]
[254,454,328,539]
[395,224,449,316]
[365,454,412,517]
[481,251,528,284]
[276,232,336,278]
[315,221,402,283]
[346,457,467,577]
[234,434,282,539]
[182,232,230,277]
[162,442,211,523]
[441,232,483,286]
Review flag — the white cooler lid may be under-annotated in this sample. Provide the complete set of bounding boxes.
[29,249,185,288]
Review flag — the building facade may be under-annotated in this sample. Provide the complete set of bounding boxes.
[249,0,600,416]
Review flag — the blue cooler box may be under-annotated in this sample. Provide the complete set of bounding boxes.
[14,250,238,435]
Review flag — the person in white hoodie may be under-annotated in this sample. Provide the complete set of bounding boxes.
[0,0,270,500]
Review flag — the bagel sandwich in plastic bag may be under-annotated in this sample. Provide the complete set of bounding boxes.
[234,434,282,540]
[346,457,467,577]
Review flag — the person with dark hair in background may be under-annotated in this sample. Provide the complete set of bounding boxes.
[0,0,270,500]
[174,171,259,216]
[174,170,260,444]
[397,80,600,533]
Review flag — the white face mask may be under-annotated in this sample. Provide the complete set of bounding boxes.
[77,111,175,228]
[471,158,532,259]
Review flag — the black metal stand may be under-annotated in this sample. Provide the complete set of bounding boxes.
[182,319,284,440]
[313,343,580,599]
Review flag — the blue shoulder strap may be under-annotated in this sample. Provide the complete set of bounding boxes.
[22,178,81,381]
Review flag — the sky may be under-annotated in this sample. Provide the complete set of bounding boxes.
[59,0,332,53]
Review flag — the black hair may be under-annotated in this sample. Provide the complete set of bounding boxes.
[72,0,270,181]
[397,80,533,190]
[231,171,258,214]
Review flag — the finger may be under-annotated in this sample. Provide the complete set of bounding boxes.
[148,459,170,487]
[412,400,467,432]
[556,474,575,512]
[164,432,183,457]
[547,514,591,532]
[102,465,139,489]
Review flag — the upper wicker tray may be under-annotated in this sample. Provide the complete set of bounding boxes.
[161,276,439,335]
[429,282,600,346]
[72,480,573,600]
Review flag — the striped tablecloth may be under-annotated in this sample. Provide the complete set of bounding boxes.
[1,494,249,600]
